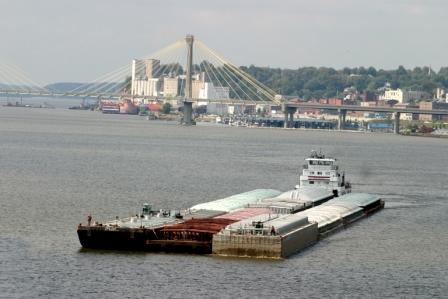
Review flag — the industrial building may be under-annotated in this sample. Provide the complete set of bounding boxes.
[419,101,448,121]
[380,88,429,104]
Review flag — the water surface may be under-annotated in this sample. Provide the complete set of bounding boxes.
[0,106,446,298]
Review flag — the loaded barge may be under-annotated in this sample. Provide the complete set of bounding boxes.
[77,151,384,258]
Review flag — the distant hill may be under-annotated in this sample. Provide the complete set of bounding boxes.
[45,82,84,92]
[45,82,124,94]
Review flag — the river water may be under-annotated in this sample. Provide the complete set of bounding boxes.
[0,102,447,298]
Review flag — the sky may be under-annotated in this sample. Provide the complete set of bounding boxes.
[0,0,447,84]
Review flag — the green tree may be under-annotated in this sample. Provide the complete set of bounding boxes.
[122,76,132,93]
[241,65,448,99]
[162,102,171,114]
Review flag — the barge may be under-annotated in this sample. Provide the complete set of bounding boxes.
[77,190,279,252]
[212,193,384,258]
[77,151,383,258]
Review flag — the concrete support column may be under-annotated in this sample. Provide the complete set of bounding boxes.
[283,106,297,128]
[289,107,297,128]
[295,109,299,128]
[183,101,193,125]
[283,110,289,128]
[282,103,288,128]
[338,109,347,130]
[338,110,342,130]
[394,112,401,134]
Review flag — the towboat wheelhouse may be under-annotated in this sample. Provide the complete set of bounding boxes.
[297,151,351,196]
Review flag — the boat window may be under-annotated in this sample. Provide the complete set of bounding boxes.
[310,171,314,174]
[317,172,322,175]
[309,160,333,166]
[309,181,314,184]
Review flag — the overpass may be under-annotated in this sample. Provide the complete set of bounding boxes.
[283,102,448,134]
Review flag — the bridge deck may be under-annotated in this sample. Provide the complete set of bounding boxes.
[287,103,448,115]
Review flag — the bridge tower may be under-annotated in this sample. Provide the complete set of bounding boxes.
[183,34,194,125]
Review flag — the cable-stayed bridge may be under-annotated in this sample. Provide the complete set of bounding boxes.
[66,36,279,104]
[0,61,50,94]
[0,35,280,102]
[2,34,447,129]
[1,35,283,124]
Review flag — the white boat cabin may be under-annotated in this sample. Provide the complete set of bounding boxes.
[296,151,350,196]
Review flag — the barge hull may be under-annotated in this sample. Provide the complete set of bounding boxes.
[77,226,161,251]
[78,218,236,254]
[78,227,214,253]
[212,198,385,259]
[212,222,318,259]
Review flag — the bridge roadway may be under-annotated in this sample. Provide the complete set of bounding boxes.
[286,102,448,115]
[0,90,121,99]
[283,102,448,134]
[0,90,275,105]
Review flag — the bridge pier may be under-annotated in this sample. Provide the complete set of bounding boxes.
[276,103,448,132]
[283,105,297,128]
[289,108,296,128]
[183,101,193,125]
[283,103,288,128]
[338,109,347,130]
[394,112,401,134]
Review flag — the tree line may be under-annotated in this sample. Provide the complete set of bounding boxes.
[240,65,448,100]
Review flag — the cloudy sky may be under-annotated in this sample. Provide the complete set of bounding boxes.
[0,0,446,83]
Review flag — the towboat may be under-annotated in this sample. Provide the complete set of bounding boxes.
[77,151,384,259]
[296,150,351,196]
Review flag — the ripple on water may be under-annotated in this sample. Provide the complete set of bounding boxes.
[0,107,447,298]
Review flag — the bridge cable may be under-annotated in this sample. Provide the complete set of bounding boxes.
[195,45,245,104]
[196,40,278,103]
[196,42,270,104]
[196,43,263,104]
